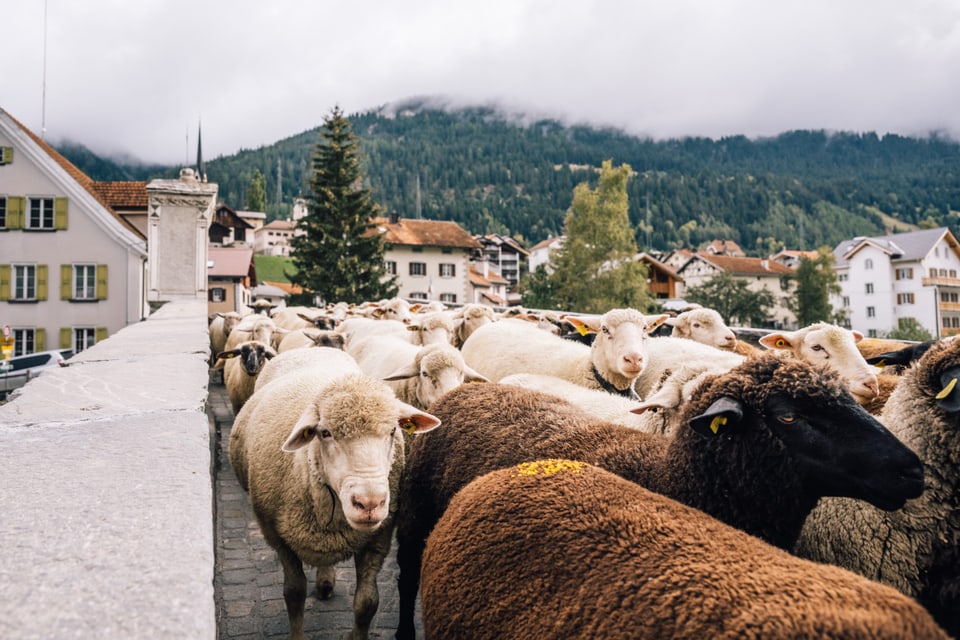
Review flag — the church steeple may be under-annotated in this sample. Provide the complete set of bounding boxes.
[196,119,206,182]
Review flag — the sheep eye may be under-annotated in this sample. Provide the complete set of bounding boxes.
[601,325,611,335]
[318,428,333,439]
[777,415,796,424]
[811,344,824,352]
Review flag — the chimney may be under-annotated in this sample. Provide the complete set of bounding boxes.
[389,211,400,224]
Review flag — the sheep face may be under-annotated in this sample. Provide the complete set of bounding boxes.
[670,308,737,350]
[219,341,276,376]
[406,314,453,346]
[384,344,488,410]
[297,312,338,331]
[281,374,441,530]
[685,358,924,512]
[573,309,668,379]
[375,298,413,324]
[759,324,879,403]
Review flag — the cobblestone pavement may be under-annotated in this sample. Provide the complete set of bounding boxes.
[209,373,424,640]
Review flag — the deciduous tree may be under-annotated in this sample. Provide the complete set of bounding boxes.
[685,271,775,327]
[790,248,844,325]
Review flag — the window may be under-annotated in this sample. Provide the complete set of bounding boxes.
[838,273,849,282]
[0,146,12,164]
[209,287,226,303]
[952,270,958,278]
[73,264,96,300]
[864,259,874,270]
[13,264,36,300]
[409,292,428,300]
[0,196,5,228]
[865,283,874,294]
[895,268,913,280]
[27,197,55,229]
[73,328,96,353]
[931,268,939,278]
[412,247,423,253]
[842,296,850,307]
[944,317,951,328]
[868,329,878,338]
[897,293,915,305]
[385,261,397,276]
[941,269,949,277]
[12,328,35,357]
[409,262,426,276]
[866,306,876,318]
[439,263,456,277]
[440,293,457,303]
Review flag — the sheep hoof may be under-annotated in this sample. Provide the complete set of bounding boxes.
[316,565,336,600]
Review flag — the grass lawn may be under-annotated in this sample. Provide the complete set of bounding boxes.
[254,255,295,283]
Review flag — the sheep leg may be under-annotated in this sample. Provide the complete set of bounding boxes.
[395,532,423,640]
[275,541,307,640]
[315,564,336,600]
[350,546,385,640]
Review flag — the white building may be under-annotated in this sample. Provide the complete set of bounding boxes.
[373,215,482,305]
[528,235,564,273]
[831,227,960,338]
[254,219,299,256]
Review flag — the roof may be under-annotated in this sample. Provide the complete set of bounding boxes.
[250,283,289,298]
[477,233,530,256]
[1,109,146,239]
[481,290,507,305]
[261,280,303,295]
[684,253,795,276]
[208,246,256,278]
[635,252,683,281]
[530,236,564,252]
[91,181,149,211]
[262,219,297,231]
[703,239,745,256]
[236,210,267,220]
[371,217,482,249]
[833,227,960,267]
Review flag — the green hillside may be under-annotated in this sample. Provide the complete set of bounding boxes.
[59,100,960,255]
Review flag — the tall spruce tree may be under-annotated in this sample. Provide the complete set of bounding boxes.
[790,248,843,325]
[548,160,652,314]
[289,106,397,304]
[245,169,267,212]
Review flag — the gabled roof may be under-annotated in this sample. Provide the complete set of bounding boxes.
[832,227,960,267]
[261,219,296,231]
[702,239,745,257]
[92,181,149,211]
[635,252,683,281]
[0,109,146,241]
[477,233,530,257]
[371,217,481,249]
[208,246,256,280]
[213,204,254,229]
[530,236,564,252]
[680,253,794,276]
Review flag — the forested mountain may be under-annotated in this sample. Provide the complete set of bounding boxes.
[58,100,960,256]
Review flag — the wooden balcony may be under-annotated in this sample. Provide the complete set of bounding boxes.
[922,276,960,287]
[940,302,960,312]
[942,327,960,337]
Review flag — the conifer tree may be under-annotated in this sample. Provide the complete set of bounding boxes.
[289,106,397,304]
[548,160,652,314]
[245,169,267,212]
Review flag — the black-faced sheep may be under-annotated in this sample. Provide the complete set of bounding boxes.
[794,337,960,637]
[218,340,277,414]
[393,354,925,639]
[461,308,668,398]
[229,354,441,640]
[420,461,949,640]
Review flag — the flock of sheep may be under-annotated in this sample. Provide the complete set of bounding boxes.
[210,297,959,640]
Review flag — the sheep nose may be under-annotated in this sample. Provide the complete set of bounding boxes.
[622,353,643,372]
[723,334,736,345]
[861,377,880,397]
[352,495,387,514]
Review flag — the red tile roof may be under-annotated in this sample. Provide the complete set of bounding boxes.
[370,217,481,249]
[208,247,255,278]
[695,253,795,276]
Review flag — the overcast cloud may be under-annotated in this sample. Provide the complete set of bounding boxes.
[2,0,959,164]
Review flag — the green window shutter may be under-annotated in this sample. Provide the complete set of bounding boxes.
[1,147,12,164]
[0,264,9,300]
[54,198,68,230]
[60,328,72,350]
[95,327,108,343]
[7,196,24,229]
[35,328,46,352]
[96,264,108,299]
[61,264,73,300]
[37,264,49,300]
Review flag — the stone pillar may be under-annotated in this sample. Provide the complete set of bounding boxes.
[146,169,218,302]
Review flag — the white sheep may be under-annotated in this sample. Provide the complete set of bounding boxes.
[219,340,278,414]
[448,303,496,348]
[254,347,359,393]
[461,308,668,397]
[666,306,737,350]
[228,352,441,640]
[276,328,345,353]
[348,335,488,410]
[632,336,747,401]
[794,337,960,637]
[370,297,414,323]
[272,305,338,332]
[334,317,408,350]
[403,311,455,346]
[222,314,280,354]
[208,311,245,362]
[757,322,880,403]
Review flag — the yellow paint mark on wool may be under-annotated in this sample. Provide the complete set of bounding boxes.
[514,459,587,477]
[936,377,958,400]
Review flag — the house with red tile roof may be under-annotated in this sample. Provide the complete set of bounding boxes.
[371,214,482,305]
[0,108,150,356]
[207,246,257,315]
[676,253,798,329]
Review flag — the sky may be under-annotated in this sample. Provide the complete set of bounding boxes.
[2,0,960,165]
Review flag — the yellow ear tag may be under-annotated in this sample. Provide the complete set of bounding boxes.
[935,377,958,400]
[576,324,590,337]
[710,415,727,434]
[401,420,418,435]
[874,359,886,368]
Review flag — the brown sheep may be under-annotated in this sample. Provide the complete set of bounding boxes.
[421,461,949,640]
[393,354,925,639]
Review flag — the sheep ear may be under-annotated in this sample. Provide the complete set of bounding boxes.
[383,364,420,381]
[936,366,960,412]
[406,324,419,332]
[758,332,795,351]
[564,316,596,337]
[688,397,744,437]
[850,330,865,343]
[463,365,490,383]
[645,314,670,333]
[281,415,320,452]
[216,349,241,360]
[396,401,442,434]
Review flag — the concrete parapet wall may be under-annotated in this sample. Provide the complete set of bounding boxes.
[0,299,215,639]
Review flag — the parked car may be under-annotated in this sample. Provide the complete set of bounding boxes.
[0,349,73,399]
